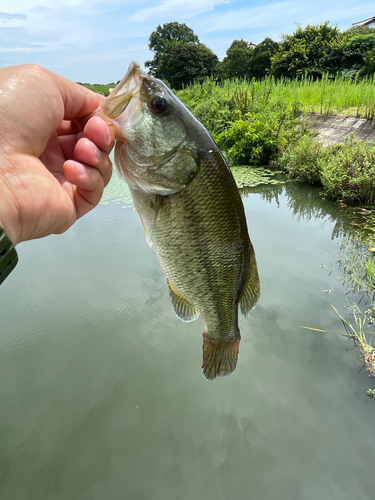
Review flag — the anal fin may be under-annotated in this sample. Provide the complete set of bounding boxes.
[167,279,199,323]
[240,253,260,316]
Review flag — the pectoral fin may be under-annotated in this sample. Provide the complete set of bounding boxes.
[167,279,199,323]
[240,253,260,316]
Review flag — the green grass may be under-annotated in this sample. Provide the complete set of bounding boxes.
[177,73,375,118]
[78,82,116,96]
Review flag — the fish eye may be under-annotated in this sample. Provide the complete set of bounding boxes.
[149,95,170,116]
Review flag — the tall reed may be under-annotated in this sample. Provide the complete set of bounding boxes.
[179,74,375,118]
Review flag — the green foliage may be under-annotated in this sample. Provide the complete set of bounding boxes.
[178,78,302,165]
[320,138,375,204]
[339,34,375,75]
[159,42,218,90]
[144,22,218,89]
[216,39,254,80]
[359,47,375,76]
[270,22,350,79]
[248,37,279,80]
[278,134,375,204]
[215,106,296,165]
[278,135,325,183]
[177,73,375,178]
[348,25,375,36]
[79,82,115,96]
[230,166,282,187]
[145,22,199,76]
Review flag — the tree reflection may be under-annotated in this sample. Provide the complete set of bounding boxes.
[240,180,365,242]
[240,178,375,301]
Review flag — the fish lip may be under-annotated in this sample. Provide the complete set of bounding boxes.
[98,61,145,120]
[111,61,145,98]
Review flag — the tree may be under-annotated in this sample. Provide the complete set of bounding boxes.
[248,37,279,80]
[360,47,375,76]
[145,22,199,77]
[270,22,349,79]
[348,25,375,36]
[343,34,375,69]
[216,39,254,80]
[159,42,218,89]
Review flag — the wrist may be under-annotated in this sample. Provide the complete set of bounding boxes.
[0,213,19,247]
[0,225,18,284]
[0,155,21,246]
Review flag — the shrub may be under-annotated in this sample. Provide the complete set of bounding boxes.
[215,106,298,165]
[321,138,375,204]
[278,135,325,183]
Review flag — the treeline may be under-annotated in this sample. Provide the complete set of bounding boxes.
[145,21,375,89]
[76,83,116,96]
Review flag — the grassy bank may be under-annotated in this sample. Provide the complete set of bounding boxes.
[176,76,375,206]
[178,73,375,120]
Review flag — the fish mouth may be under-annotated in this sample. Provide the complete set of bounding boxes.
[99,61,145,120]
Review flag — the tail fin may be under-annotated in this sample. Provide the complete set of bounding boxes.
[202,333,240,380]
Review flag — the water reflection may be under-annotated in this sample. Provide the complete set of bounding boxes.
[241,179,360,241]
[1,174,375,500]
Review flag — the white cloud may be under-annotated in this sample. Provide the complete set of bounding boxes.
[130,0,228,22]
[201,1,308,33]
[200,0,375,33]
[0,42,62,53]
[1,0,374,82]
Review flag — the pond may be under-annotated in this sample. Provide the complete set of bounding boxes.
[0,168,374,500]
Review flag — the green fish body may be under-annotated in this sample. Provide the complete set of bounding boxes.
[96,62,260,379]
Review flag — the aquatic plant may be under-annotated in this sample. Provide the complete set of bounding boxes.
[230,166,283,188]
[332,304,375,377]
[301,303,375,378]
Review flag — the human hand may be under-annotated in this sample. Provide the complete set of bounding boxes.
[0,64,115,246]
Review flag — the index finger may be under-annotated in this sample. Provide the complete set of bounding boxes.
[57,119,84,136]
[47,70,105,121]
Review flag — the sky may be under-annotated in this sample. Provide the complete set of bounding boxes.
[0,0,374,83]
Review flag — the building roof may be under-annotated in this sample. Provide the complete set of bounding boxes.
[352,16,375,27]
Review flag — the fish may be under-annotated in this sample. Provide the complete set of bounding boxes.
[96,61,260,380]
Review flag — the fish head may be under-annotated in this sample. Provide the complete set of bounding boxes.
[97,62,200,195]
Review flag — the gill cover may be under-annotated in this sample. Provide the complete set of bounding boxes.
[96,62,199,195]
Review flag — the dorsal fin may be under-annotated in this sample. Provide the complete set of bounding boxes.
[240,252,260,316]
[167,279,199,323]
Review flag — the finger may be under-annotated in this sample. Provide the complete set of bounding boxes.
[47,70,105,120]
[74,137,113,187]
[63,160,103,192]
[62,161,106,219]
[56,119,84,136]
[83,116,115,154]
[58,133,84,161]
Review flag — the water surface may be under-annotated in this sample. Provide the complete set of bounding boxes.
[0,173,374,500]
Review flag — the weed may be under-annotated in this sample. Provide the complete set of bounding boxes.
[301,303,375,378]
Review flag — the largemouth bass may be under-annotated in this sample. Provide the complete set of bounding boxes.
[96,62,260,380]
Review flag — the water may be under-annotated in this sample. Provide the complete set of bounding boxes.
[0,173,374,500]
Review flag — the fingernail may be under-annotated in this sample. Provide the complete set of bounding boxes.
[75,162,86,175]
[94,145,102,161]
[106,125,114,145]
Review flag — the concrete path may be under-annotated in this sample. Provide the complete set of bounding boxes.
[305,113,375,146]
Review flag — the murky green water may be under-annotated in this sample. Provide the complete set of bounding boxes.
[1,171,374,500]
